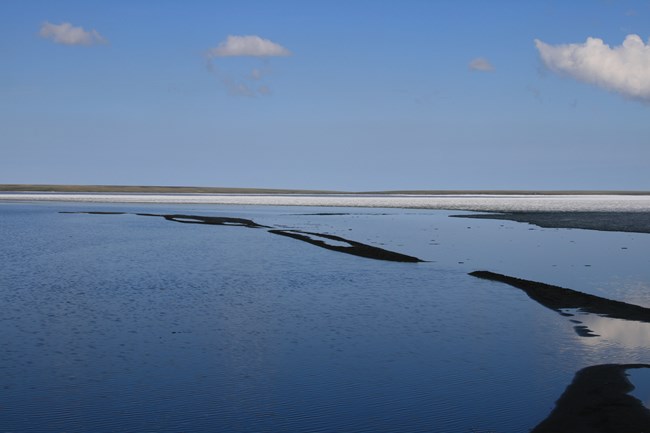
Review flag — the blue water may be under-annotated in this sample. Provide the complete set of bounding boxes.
[2,202,650,432]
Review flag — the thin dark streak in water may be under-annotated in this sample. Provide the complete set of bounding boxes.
[573,325,600,337]
[60,211,127,215]
[289,212,391,216]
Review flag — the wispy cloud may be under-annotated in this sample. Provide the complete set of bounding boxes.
[207,35,291,58]
[249,68,264,80]
[469,57,495,72]
[206,35,290,97]
[206,63,274,97]
[39,22,107,46]
[535,34,650,102]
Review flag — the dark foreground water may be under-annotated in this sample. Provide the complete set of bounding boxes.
[2,202,650,432]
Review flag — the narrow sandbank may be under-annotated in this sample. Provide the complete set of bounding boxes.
[269,229,424,263]
[470,271,650,338]
[137,213,270,228]
[60,211,127,215]
[61,211,424,262]
[532,364,650,433]
[470,271,650,323]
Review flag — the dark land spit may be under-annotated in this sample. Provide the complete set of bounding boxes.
[291,212,391,216]
[453,211,650,234]
[61,211,424,262]
[136,213,269,228]
[532,364,650,433]
[470,271,650,322]
[470,271,650,337]
[269,229,424,262]
[61,211,268,228]
[293,212,351,216]
[59,211,127,215]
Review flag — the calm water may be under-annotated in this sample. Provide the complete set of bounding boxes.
[2,202,650,432]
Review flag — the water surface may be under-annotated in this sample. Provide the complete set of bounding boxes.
[2,202,650,432]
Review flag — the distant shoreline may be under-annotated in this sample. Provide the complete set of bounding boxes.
[1,184,649,196]
[4,188,650,233]
[3,190,650,217]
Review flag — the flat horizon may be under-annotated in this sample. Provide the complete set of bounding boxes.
[2,184,650,196]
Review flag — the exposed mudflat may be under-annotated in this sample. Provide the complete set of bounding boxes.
[454,211,650,234]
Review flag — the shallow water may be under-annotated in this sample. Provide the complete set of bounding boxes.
[2,202,650,432]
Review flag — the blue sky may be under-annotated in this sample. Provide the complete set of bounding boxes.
[2,0,649,190]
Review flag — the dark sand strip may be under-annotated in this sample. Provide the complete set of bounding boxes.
[470,271,650,337]
[453,211,650,234]
[59,211,127,215]
[61,211,423,262]
[532,364,650,433]
[60,211,268,227]
[470,271,650,323]
[136,213,270,228]
[269,229,424,262]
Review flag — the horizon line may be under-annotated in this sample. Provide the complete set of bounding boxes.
[1,184,650,196]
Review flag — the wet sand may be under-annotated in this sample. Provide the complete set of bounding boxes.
[454,211,650,234]
[532,364,650,433]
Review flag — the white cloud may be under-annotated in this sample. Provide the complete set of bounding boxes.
[205,37,288,96]
[535,34,650,101]
[469,57,495,72]
[207,35,291,57]
[39,22,107,46]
